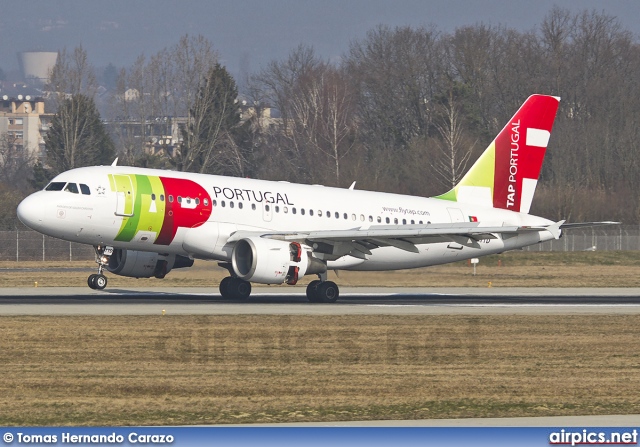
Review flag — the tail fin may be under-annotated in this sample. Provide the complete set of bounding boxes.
[435,94,560,213]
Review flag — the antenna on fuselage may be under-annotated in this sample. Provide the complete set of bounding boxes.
[111,158,119,167]
[348,181,356,190]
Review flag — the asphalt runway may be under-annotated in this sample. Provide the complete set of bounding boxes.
[1,286,639,315]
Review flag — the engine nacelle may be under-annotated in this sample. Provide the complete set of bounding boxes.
[107,249,194,279]
[231,237,326,285]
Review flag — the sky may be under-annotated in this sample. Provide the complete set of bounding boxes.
[2,0,640,81]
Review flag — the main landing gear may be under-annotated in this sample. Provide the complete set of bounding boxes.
[305,279,339,303]
[88,245,112,290]
[219,276,252,299]
[217,271,340,302]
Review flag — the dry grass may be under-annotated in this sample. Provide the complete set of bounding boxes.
[1,315,640,425]
[2,251,640,288]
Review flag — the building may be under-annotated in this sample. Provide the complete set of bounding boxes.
[0,96,53,160]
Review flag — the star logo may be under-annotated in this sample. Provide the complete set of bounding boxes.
[96,186,106,195]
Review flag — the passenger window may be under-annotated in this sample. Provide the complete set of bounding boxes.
[377,216,382,223]
[360,215,365,221]
[221,201,226,207]
[178,196,182,203]
[186,198,191,204]
[238,202,243,209]
[352,214,356,221]
[195,198,200,205]
[151,193,156,200]
[230,201,234,209]
[45,182,66,191]
[369,216,373,222]
[79,184,90,195]
[169,195,174,203]
[251,204,256,210]
[265,204,270,212]
[402,219,407,225]
[283,207,288,214]
[213,200,217,207]
[292,208,297,215]
[334,212,339,219]
[386,217,390,224]
[343,213,348,220]
[160,195,165,202]
[326,211,330,218]
[394,218,398,224]
[275,206,280,213]
[203,198,208,206]
[411,220,415,224]
[64,183,79,194]
[301,209,305,216]
[309,210,314,216]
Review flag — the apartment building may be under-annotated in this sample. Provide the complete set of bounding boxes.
[0,95,53,160]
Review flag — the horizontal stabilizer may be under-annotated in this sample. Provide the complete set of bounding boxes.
[561,221,621,229]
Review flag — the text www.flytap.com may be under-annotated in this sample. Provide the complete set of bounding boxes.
[549,429,638,446]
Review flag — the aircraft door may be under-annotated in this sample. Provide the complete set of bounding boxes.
[114,175,135,217]
[262,203,273,222]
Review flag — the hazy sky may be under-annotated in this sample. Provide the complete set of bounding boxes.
[2,0,640,79]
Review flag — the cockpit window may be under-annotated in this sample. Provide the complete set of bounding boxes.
[64,183,79,194]
[79,184,90,195]
[45,182,66,191]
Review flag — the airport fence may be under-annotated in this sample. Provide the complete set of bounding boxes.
[0,226,638,262]
[0,229,95,262]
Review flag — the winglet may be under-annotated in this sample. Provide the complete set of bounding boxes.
[111,158,119,167]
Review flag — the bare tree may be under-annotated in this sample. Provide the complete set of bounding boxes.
[0,134,35,191]
[109,35,218,166]
[430,90,475,190]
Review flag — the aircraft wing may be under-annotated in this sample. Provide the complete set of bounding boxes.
[227,221,565,259]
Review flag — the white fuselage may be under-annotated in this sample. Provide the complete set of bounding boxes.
[17,166,555,271]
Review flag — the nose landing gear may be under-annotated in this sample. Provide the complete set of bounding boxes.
[88,245,112,290]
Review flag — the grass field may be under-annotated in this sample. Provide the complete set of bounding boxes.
[1,314,639,425]
[1,251,640,425]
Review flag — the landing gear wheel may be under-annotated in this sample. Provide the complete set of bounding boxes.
[317,281,339,303]
[94,274,108,290]
[219,277,233,298]
[88,274,98,289]
[233,279,252,299]
[306,280,322,302]
[219,277,252,299]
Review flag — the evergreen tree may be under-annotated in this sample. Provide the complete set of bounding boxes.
[175,63,240,173]
[44,94,115,175]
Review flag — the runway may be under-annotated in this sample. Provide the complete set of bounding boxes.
[0,287,639,315]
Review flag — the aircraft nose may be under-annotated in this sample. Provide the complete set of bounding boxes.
[17,194,45,230]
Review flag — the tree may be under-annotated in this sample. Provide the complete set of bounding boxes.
[47,46,98,100]
[0,133,35,191]
[429,89,476,190]
[108,35,219,167]
[176,63,240,174]
[102,63,118,91]
[45,94,115,174]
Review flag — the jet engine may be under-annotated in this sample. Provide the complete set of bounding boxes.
[107,249,194,279]
[231,237,326,285]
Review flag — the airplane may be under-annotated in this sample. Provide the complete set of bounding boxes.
[16,94,613,302]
